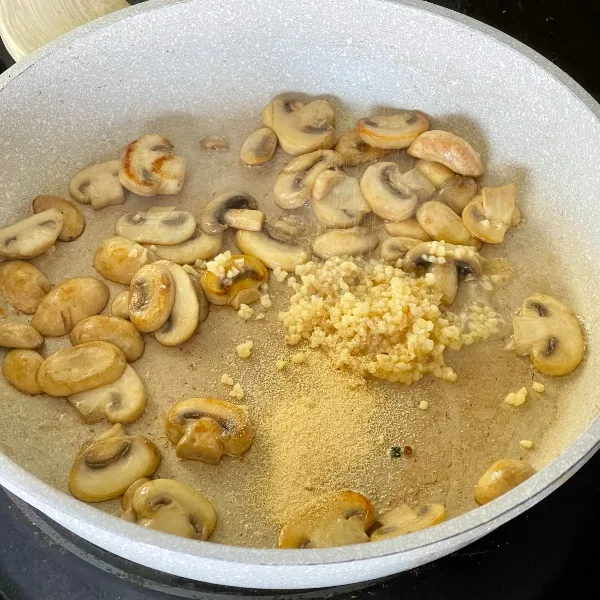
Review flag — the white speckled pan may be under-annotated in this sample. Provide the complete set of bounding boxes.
[0,0,599,590]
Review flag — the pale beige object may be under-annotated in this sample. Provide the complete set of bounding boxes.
[0,260,50,314]
[0,0,129,60]
[2,349,44,394]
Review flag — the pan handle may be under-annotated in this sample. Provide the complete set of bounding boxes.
[0,0,129,60]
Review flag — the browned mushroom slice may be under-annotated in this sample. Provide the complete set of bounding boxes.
[115,208,196,246]
[370,504,447,541]
[32,195,86,242]
[277,490,375,548]
[129,263,176,333]
[475,459,535,505]
[165,397,254,464]
[0,209,63,259]
[462,184,518,243]
[0,261,50,315]
[416,201,480,247]
[312,227,379,259]
[512,294,584,376]
[239,127,278,166]
[119,134,186,196]
[31,276,110,337]
[2,349,44,395]
[94,236,158,285]
[262,96,336,156]
[149,228,223,265]
[0,321,43,349]
[200,192,258,235]
[123,478,217,540]
[69,160,125,209]
[110,290,131,320]
[68,424,160,502]
[357,112,429,150]
[334,129,389,167]
[235,228,310,272]
[121,477,151,522]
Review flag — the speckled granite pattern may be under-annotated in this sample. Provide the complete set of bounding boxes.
[0,0,599,590]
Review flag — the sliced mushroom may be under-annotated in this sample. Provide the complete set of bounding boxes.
[115,208,196,246]
[404,241,483,305]
[2,349,44,395]
[94,236,158,285]
[384,219,430,241]
[262,96,335,156]
[124,478,217,540]
[380,236,422,263]
[37,341,127,397]
[334,129,389,167]
[267,215,307,240]
[129,263,176,333]
[68,424,160,502]
[182,265,209,324]
[200,192,258,235]
[400,168,436,202]
[370,504,446,541]
[70,315,144,362]
[69,160,125,210]
[0,261,50,314]
[357,112,429,150]
[475,459,535,505]
[239,127,278,166]
[277,490,375,549]
[199,135,229,150]
[311,171,371,228]
[149,228,223,265]
[0,209,63,259]
[0,321,43,349]
[223,209,265,232]
[155,261,199,346]
[408,130,484,177]
[274,150,342,210]
[111,290,131,320]
[166,397,254,464]
[512,294,584,376]
[312,227,379,259]
[416,201,480,247]
[119,134,186,196]
[200,254,267,308]
[360,163,418,222]
[462,184,518,243]
[68,365,146,424]
[235,229,310,271]
[32,277,109,337]
[32,195,85,242]
[433,176,478,215]
[122,477,151,522]
[415,159,455,188]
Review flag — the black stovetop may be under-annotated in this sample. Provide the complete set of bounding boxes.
[1,1,599,599]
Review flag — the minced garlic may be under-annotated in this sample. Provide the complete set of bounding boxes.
[275,359,288,371]
[230,383,244,400]
[236,340,254,359]
[220,374,234,386]
[520,439,534,449]
[237,304,254,320]
[291,352,306,364]
[505,387,528,406]
[532,381,545,393]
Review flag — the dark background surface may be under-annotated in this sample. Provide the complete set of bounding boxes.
[0,1,599,599]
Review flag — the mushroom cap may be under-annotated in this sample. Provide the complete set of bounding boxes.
[475,459,535,505]
[262,97,336,156]
[380,236,422,263]
[37,341,128,397]
[69,160,125,210]
[116,208,196,246]
[235,229,310,272]
[334,129,389,167]
[408,130,484,177]
[149,228,223,265]
[129,263,176,333]
[0,260,50,315]
[357,111,429,150]
[119,134,187,196]
[370,504,447,541]
[311,171,371,228]
[200,192,258,235]
[416,201,480,247]
[277,490,375,549]
[128,478,217,541]
[200,254,267,308]
[94,236,158,285]
[462,184,517,243]
[512,294,584,376]
[32,195,86,242]
[312,227,379,259]
[68,426,160,502]
[165,397,254,464]
[70,315,145,362]
[154,261,200,347]
[433,175,478,215]
[274,150,342,210]
[383,219,430,241]
[0,209,63,260]
[404,241,483,278]
[68,365,146,424]
[31,276,110,337]
[239,127,278,166]
[0,320,44,349]
[2,349,44,395]
[360,163,418,222]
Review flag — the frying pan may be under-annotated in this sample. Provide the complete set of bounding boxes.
[0,0,599,590]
